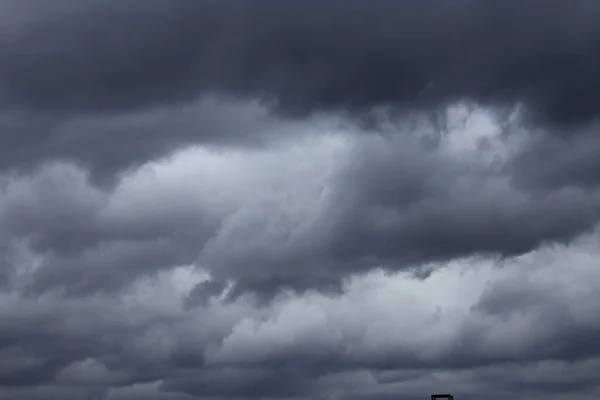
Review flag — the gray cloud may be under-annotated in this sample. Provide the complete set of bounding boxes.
[0,98,288,184]
[2,1,600,399]
[196,120,600,299]
[3,111,600,301]
[509,123,600,190]
[1,232,600,399]
[0,0,600,181]
[3,0,600,126]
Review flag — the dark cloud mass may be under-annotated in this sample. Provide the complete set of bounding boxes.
[2,0,600,175]
[2,0,600,124]
[1,1,600,399]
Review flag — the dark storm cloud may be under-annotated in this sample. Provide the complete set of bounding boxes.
[509,123,600,190]
[159,367,315,399]
[0,99,281,184]
[3,0,600,125]
[0,293,161,391]
[3,1,600,399]
[1,0,600,180]
[184,279,227,308]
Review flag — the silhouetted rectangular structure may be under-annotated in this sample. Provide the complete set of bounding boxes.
[431,395,453,400]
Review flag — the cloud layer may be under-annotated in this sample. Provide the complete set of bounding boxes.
[3,0,600,177]
[4,0,600,123]
[2,1,600,399]
[2,226,600,400]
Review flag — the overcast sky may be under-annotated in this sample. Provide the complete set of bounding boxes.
[1,1,600,399]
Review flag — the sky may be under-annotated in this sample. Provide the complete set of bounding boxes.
[1,1,600,399]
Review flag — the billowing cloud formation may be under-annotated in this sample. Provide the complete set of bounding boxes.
[2,1,600,399]
[1,228,600,399]
[2,108,597,299]
[2,0,600,177]
[1,110,600,398]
